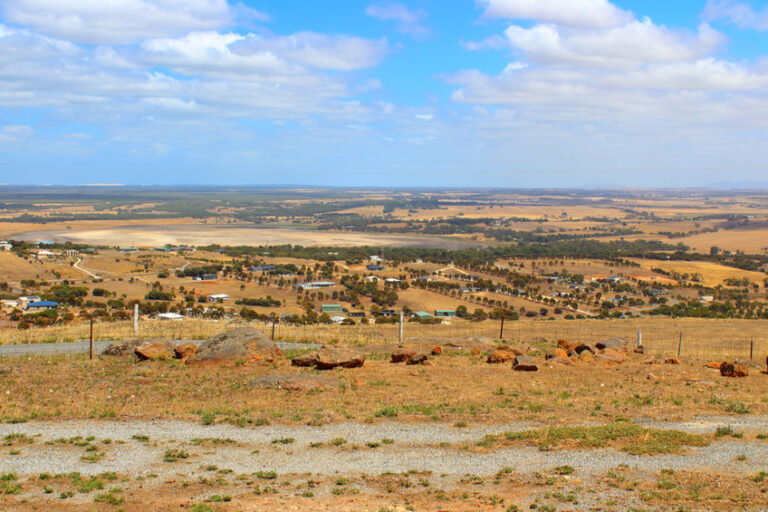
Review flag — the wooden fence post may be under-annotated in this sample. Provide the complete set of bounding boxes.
[677,332,683,358]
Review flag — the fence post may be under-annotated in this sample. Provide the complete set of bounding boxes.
[677,332,683,358]
[133,304,139,339]
[271,319,276,341]
[398,312,403,344]
[499,316,505,340]
[89,317,94,360]
[750,338,754,361]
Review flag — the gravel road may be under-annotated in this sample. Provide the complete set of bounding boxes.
[0,340,317,357]
[0,417,764,479]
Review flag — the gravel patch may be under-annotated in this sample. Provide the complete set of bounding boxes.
[0,418,765,479]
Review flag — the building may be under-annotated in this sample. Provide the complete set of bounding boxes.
[349,312,366,318]
[26,301,59,311]
[120,246,138,253]
[384,278,401,283]
[321,304,344,314]
[64,249,79,257]
[250,265,276,272]
[18,296,41,309]
[379,309,396,317]
[366,264,386,271]
[0,241,11,251]
[295,281,335,290]
[330,315,346,324]
[209,294,230,302]
[158,312,184,320]
[699,295,715,304]
[199,273,218,281]
[413,311,433,320]
[0,299,18,310]
[434,309,457,318]
[370,255,383,262]
[35,250,56,259]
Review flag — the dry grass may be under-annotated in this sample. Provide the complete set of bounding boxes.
[0,345,764,426]
[4,317,768,361]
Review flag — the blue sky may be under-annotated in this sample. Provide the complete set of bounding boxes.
[1,0,768,187]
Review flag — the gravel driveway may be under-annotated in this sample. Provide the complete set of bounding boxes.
[0,417,764,479]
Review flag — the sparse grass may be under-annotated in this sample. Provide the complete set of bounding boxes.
[163,448,190,463]
[500,422,710,454]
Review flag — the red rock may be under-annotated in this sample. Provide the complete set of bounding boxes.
[135,341,174,360]
[720,361,735,377]
[704,362,722,369]
[513,355,538,372]
[596,348,626,364]
[487,350,514,364]
[431,346,443,355]
[407,354,429,365]
[664,357,681,365]
[553,348,569,359]
[735,364,749,378]
[392,350,417,363]
[557,339,577,355]
[173,343,197,359]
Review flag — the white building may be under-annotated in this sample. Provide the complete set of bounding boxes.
[209,294,230,302]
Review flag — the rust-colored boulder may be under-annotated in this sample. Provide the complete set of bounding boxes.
[134,340,174,360]
[664,357,680,365]
[497,345,523,355]
[735,364,749,377]
[188,327,280,365]
[407,354,429,365]
[704,362,722,369]
[292,349,365,370]
[470,347,482,356]
[487,350,514,364]
[392,349,417,363]
[596,348,626,364]
[557,339,577,355]
[513,355,538,372]
[579,351,595,363]
[553,348,569,359]
[291,352,320,367]
[174,343,197,359]
[431,346,443,355]
[720,362,735,377]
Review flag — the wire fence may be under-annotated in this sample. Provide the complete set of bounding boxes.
[2,317,767,362]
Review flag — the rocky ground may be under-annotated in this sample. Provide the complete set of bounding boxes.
[2,327,768,510]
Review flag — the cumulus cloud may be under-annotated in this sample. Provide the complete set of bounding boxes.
[479,0,633,28]
[0,0,239,44]
[0,22,388,121]
[452,1,768,136]
[703,0,768,30]
[366,2,430,38]
[501,20,724,69]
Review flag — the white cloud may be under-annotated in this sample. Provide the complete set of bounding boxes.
[451,3,768,137]
[501,20,724,69]
[366,2,430,38]
[704,0,768,30]
[0,0,234,44]
[142,31,389,75]
[0,125,33,142]
[479,0,633,28]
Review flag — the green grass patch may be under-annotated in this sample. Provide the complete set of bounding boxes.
[502,422,710,455]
